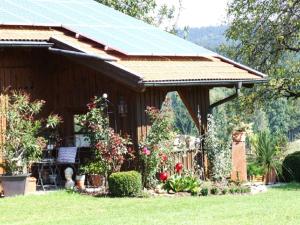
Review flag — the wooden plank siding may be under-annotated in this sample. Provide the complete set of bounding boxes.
[169,149,198,174]
[135,87,168,142]
[0,48,138,148]
[0,48,210,173]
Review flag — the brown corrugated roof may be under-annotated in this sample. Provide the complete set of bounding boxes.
[117,59,264,83]
[0,27,117,60]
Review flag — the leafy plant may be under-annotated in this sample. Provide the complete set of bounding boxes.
[79,161,105,175]
[229,186,237,194]
[76,96,134,176]
[108,171,142,197]
[250,130,285,182]
[247,162,264,177]
[221,187,228,195]
[140,98,176,188]
[200,187,209,196]
[204,114,231,181]
[210,187,220,195]
[240,186,251,194]
[0,91,61,175]
[163,173,200,193]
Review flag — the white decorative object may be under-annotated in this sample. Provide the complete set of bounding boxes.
[64,167,75,189]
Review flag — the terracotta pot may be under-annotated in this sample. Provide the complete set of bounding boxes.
[232,131,246,142]
[87,174,104,187]
[76,175,86,190]
[27,177,37,193]
[265,168,277,185]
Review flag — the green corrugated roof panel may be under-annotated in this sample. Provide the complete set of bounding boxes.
[0,0,217,56]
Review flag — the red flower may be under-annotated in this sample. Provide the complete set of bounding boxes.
[159,172,168,182]
[87,102,96,110]
[161,154,168,162]
[175,162,183,173]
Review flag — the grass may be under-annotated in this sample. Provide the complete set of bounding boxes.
[1,183,300,225]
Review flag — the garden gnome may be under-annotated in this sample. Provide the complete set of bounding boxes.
[64,167,75,189]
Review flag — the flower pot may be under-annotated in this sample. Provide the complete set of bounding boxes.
[87,174,104,187]
[27,177,37,193]
[232,131,246,142]
[76,175,86,190]
[0,174,30,197]
[265,168,277,185]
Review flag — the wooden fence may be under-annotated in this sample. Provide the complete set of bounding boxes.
[169,149,198,174]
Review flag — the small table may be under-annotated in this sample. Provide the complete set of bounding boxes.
[36,160,58,191]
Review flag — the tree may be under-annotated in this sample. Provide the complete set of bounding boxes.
[221,0,300,100]
[95,0,180,31]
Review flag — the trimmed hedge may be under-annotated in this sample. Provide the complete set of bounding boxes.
[282,151,300,182]
[108,171,142,197]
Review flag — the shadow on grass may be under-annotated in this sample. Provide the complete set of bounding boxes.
[270,182,300,191]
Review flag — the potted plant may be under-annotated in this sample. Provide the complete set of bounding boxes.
[77,161,104,188]
[0,91,61,196]
[229,116,252,142]
[76,96,134,187]
[83,161,107,187]
[250,130,285,184]
[232,121,252,142]
[75,166,86,190]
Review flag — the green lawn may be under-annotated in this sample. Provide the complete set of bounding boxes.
[1,183,300,225]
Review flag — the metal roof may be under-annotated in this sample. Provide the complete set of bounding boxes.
[0,0,216,56]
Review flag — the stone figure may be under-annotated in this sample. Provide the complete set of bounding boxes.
[64,167,75,189]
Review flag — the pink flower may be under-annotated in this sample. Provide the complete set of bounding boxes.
[142,147,151,156]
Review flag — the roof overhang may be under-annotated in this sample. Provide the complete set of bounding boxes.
[141,79,267,87]
[0,41,53,48]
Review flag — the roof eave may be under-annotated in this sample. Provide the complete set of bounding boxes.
[142,79,267,87]
[215,55,267,78]
[0,41,53,48]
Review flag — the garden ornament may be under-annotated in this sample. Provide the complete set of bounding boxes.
[64,167,75,189]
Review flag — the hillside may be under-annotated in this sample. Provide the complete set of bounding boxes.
[177,26,227,51]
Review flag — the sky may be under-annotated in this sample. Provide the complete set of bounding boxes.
[158,0,231,28]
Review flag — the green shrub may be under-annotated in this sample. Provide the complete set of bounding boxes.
[241,186,251,194]
[282,151,300,182]
[200,187,209,196]
[247,162,264,177]
[229,185,237,194]
[108,171,142,197]
[221,187,228,195]
[163,174,200,193]
[210,187,219,195]
[235,186,242,194]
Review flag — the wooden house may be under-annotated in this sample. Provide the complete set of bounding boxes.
[0,0,267,173]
